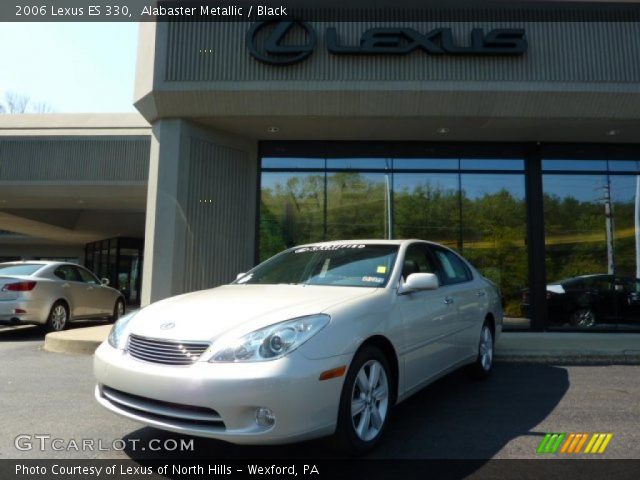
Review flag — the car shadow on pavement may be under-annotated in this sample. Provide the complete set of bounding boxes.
[122,363,569,471]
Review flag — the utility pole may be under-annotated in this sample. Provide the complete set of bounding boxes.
[636,176,640,278]
[602,182,616,275]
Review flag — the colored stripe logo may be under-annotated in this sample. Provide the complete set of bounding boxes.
[537,433,613,454]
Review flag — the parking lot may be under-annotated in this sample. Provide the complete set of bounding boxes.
[1,325,639,460]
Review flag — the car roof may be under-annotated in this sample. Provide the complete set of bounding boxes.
[0,260,76,267]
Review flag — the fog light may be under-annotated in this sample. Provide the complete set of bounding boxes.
[255,407,276,427]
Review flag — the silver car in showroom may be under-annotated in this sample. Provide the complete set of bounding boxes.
[95,240,502,453]
[0,261,125,332]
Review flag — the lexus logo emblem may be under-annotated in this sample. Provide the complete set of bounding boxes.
[246,20,317,65]
[160,322,175,330]
[247,21,527,66]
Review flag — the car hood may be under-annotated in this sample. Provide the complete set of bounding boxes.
[127,284,377,342]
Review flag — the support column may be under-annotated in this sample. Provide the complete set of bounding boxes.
[141,119,258,305]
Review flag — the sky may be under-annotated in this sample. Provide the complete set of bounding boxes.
[0,22,138,113]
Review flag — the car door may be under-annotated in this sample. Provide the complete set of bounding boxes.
[397,243,459,392]
[74,266,111,316]
[52,265,86,317]
[616,277,640,324]
[428,245,486,359]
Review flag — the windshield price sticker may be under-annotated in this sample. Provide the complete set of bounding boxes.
[295,244,366,253]
[362,276,385,283]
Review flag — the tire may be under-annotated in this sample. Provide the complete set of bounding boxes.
[109,298,125,323]
[466,322,494,380]
[335,346,394,455]
[570,308,596,328]
[44,301,69,332]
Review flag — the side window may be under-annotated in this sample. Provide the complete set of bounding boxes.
[402,244,438,281]
[53,265,80,282]
[431,247,472,285]
[75,267,99,284]
[593,277,613,292]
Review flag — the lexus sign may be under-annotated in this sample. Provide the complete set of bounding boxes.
[247,20,528,65]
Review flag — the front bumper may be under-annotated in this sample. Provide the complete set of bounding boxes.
[94,341,350,445]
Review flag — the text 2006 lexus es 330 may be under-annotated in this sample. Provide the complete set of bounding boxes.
[94,240,502,453]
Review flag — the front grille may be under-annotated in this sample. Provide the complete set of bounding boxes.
[101,386,224,427]
[127,334,209,365]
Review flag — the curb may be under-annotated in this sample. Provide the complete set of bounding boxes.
[43,325,111,355]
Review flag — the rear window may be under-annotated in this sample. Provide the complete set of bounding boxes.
[0,264,45,276]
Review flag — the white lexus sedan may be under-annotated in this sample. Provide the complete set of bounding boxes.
[94,240,502,453]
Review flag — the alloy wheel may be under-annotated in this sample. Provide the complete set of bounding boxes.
[117,301,125,318]
[479,325,493,371]
[51,305,67,331]
[351,359,389,442]
[572,309,596,328]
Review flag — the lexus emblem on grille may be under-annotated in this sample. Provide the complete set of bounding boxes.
[160,322,175,330]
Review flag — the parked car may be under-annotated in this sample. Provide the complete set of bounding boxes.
[521,273,640,327]
[94,240,502,453]
[0,261,125,332]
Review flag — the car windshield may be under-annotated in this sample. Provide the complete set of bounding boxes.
[0,264,45,276]
[236,244,399,287]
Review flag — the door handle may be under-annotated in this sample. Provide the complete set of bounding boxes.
[444,296,454,305]
[476,291,486,297]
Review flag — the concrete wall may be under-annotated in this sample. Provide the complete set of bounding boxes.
[133,20,640,130]
[141,120,257,305]
[0,241,84,261]
[163,21,640,84]
[0,136,150,182]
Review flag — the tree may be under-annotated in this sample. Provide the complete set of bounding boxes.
[3,91,29,113]
[0,91,54,113]
[30,101,55,113]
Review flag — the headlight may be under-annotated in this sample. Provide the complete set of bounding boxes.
[208,314,330,363]
[107,311,137,349]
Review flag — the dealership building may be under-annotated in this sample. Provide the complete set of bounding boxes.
[2,3,640,331]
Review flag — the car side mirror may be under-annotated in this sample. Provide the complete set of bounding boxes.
[236,273,246,280]
[100,278,110,286]
[399,273,439,294]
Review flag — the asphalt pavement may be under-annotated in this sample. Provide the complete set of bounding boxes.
[1,325,639,461]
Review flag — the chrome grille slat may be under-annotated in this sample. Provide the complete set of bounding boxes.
[127,348,198,362]
[101,386,224,425]
[128,343,202,356]
[127,334,209,365]
[131,335,208,347]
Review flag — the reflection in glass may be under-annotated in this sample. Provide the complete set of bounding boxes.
[608,160,640,173]
[393,158,459,170]
[543,174,640,330]
[326,158,390,170]
[262,157,325,169]
[460,159,524,171]
[542,159,608,171]
[393,173,460,248]
[260,172,325,261]
[461,174,528,327]
[326,172,387,240]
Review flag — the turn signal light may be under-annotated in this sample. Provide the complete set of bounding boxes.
[2,281,37,292]
[319,365,347,381]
